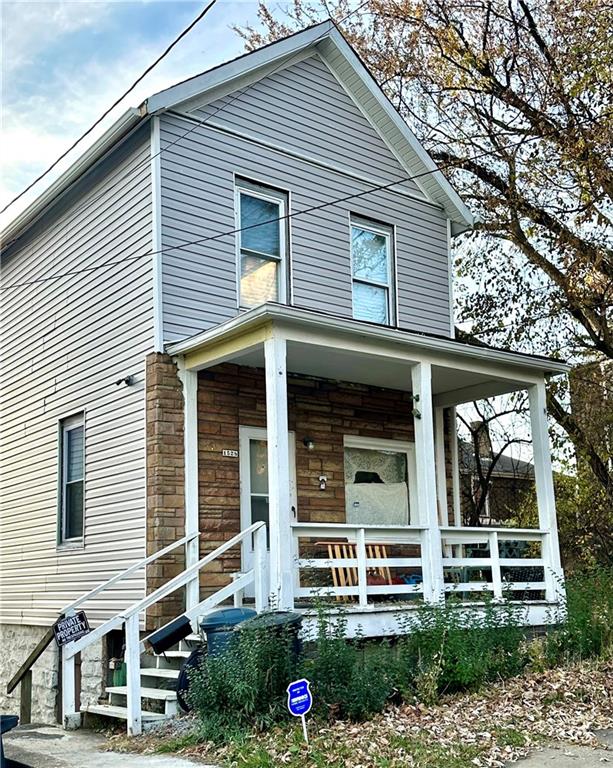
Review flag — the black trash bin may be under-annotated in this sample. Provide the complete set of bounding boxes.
[200,607,256,656]
[236,610,303,659]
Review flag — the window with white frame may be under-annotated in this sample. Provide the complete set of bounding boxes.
[350,217,394,324]
[236,180,287,308]
[59,413,85,543]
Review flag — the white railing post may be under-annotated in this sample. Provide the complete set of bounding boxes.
[356,528,368,608]
[489,531,503,600]
[528,381,564,602]
[264,334,294,610]
[411,362,444,603]
[61,646,79,729]
[124,614,142,736]
[178,363,200,612]
[253,524,269,613]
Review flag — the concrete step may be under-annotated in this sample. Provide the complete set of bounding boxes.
[106,686,177,701]
[85,704,167,722]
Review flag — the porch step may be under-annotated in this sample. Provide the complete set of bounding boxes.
[85,703,167,722]
[153,649,191,659]
[140,666,180,680]
[106,686,177,701]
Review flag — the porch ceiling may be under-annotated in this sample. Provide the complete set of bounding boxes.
[167,304,569,406]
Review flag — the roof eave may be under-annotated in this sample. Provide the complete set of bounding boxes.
[166,304,570,376]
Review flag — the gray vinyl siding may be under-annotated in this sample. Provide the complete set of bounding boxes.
[0,127,153,627]
[159,57,450,341]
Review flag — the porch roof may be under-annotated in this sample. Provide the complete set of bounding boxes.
[167,304,570,406]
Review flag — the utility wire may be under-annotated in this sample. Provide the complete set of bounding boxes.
[0,4,371,253]
[0,0,219,215]
[3,110,610,293]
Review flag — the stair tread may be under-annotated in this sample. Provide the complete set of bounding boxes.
[140,667,180,679]
[107,686,177,701]
[86,703,167,721]
[155,649,191,659]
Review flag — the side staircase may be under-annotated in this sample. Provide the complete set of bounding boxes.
[6,522,269,736]
[86,633,202,726]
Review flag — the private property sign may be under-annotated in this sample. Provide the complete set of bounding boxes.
[53,611,91,646]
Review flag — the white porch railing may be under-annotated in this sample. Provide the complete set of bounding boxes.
[292,523,428,607]
[440,526,550,600]
[292,522,559,607]
[61,522,267,735]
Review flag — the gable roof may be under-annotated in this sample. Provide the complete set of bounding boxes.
[1,20,473,248]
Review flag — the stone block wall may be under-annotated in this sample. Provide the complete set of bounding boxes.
[145,352,186,629]
[0,624,103,726]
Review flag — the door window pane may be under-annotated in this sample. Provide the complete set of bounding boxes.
[240,194,280,256]
[240,254,279,306]
[249,439,269,494]
[352,227,388,283]
[353,282,389,323]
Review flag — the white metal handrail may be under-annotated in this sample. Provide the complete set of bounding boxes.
[61,522,267,737]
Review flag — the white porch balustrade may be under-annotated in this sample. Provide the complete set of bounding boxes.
[291,522,557,607]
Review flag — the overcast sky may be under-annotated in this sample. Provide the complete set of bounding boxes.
[0,0,264,228]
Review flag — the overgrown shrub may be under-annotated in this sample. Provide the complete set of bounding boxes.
[545,568,612,664]
[304,609,396,720]
[396,595,526,696]
[187,620,300,740]
[187,570,611,744]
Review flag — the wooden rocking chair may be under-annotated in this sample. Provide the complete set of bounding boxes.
[318,540,393,601]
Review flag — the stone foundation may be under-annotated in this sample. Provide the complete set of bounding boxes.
[0,624,104,725]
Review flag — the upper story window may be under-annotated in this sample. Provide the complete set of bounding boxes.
[236,179,287,308]
[59,413,85,544]
[350,217,394,325]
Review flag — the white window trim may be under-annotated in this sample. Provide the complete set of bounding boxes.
[58,412,85,548]
[349,215,395,325]
[235,180,288,310]
[238,426,296,577]
[343,435,417,524]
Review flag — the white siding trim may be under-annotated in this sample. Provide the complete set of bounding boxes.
[151,116,163,352]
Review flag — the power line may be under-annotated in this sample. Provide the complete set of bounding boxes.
[0,0,219,215]
[3,110,609,293]
[0,6,371,253]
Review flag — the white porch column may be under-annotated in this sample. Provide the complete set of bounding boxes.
[528,381,564,601]
[411,362,444,603]
[177,362,200,611]
[450,406,462,527]
[264,334,294,610]
[434,407,449,526]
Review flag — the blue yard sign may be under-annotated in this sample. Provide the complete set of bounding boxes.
[286,678,313,742]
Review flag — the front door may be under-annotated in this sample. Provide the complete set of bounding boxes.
[239,426,297,581]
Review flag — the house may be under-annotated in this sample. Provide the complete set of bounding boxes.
[0,21,568,735]
[458,438,535,526]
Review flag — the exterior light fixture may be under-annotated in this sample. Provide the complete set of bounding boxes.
[303,436,315,451]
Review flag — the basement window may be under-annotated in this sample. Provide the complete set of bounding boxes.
[59,413,85,544]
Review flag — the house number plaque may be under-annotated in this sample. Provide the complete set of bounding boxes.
[222,449,239,458]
